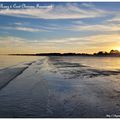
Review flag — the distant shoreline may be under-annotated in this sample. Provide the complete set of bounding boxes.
[8,53,120,57]
[1,49,120,57]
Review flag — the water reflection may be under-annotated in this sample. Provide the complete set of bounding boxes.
[0,55,120,70]
[0,55,40,69]
[56,56,120,70]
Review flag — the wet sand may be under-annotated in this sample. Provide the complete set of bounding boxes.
[0,56,120,118]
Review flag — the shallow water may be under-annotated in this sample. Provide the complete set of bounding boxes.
[0,55,120,70]
[49,56,120,70]
[0,56,120,117]
[0,55,40,69]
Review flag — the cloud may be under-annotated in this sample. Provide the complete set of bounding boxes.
[0,3,107,19]
[14,27,41,32]
[1,26,47,32]
[87,34,120,43]
[81,3,95,8]
[107,15,120,23]
[14,22,23,25]
[0,33,120,54]
[0,36,59,48]
[0,36,26,47]
[85,34,120,51]
[71,24,120,32]
[1,33,120,47]
[48,34,120,50]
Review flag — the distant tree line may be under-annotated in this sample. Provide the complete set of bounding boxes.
[9,50,120,57]
[36,50,120,57]
[36,53,92,56]
[93,50,120,57]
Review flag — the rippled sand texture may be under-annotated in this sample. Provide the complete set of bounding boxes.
[0,56,120,118]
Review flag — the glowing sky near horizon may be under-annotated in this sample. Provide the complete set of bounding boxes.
[0,2,120,54]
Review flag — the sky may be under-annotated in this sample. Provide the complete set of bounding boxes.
[0,2,120,54]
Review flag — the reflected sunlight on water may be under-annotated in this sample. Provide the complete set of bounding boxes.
[0,55,40,69]
[0,55,120,70]
[57,56,120,70]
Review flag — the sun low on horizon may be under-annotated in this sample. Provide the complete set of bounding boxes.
[0,2,120,54]
[116,47,120,51]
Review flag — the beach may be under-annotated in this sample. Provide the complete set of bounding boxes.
[0,56,120,117]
